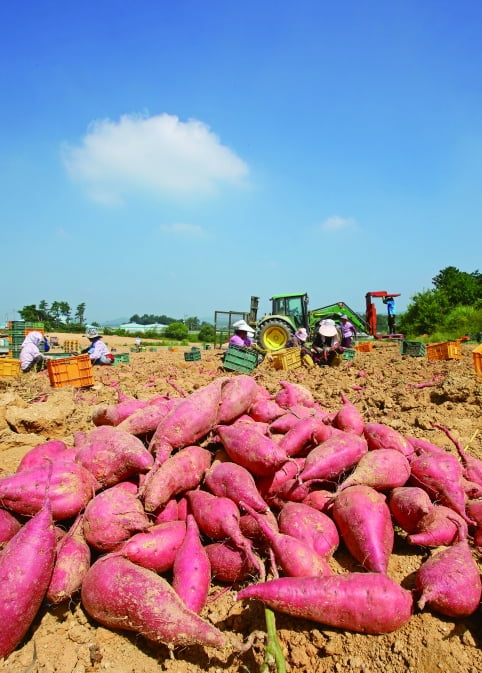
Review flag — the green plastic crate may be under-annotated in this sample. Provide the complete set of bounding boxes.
[400,340,426,357]
[184,350,201,361]
[113,352,130,365]
[342,348,356,360]
[223,345,258,373]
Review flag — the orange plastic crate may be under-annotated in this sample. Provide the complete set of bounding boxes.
[47,354,94,388]
[355,342,373,352]
[272,347,303,370]
[473,344,482,380]
[426,341,462,362]
[0,358,21,377]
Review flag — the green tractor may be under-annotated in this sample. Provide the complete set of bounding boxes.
[256,293,370,351]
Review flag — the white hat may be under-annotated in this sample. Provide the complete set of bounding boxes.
[295,328,308,342]
[233,320,251,333]
[318,319,338,337]
[340,314,348,320]
[84,327,102,339]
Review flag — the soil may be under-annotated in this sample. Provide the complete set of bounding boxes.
[0,334,481,673]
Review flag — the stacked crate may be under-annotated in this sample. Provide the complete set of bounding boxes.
[6,321,44,358]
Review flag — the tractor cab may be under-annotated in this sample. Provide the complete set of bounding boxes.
[270,293,309,330]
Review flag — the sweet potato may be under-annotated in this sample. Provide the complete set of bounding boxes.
[141,445,212,513]
[416,541,482,617]
[0,461,99,520]
[83,482,151,552]
[81,555,227,648]
[237,572,413,634]
[92,397,153,427]
[239,508,279,544]
[388,486,434,534]
[204,460,268,512]
[16,439,72,472]
[466,498,482,527]
[337,448,411,492]
[217,424,288,477]
[407,505,468,547]
[269,405,325,433]
[249,398,286,423]
[333,393,364,435]
[275,380,316,409]
[241,501,331,578]
[302,489,335,514]
[217,374,258,424]
[119,520,186,573]
[0,508,22,546]
[116,397,179,436]
[332,485,394,574]
[278,501,339,558]
[256,458,306,502]
[46,515,91,604]
[154,498,181,524]
[299,433,368,483]
[75,425,154,488]
[172,514,211,613]
[206,541,258,582]
[148,378,226,458]
[278,415,330,458]
[363,422,413,457]
[0,500,56,658]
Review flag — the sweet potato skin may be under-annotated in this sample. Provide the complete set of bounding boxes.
[81,555,226,648]
[237,572,413,634]
[172,514,211,613]
[300,433,368,483]
[119,520,186,573]
[217,424,288,477]
[204,460,268,512]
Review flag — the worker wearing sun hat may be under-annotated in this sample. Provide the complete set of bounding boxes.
[311,319,342,366]
[81,327,114,365]
[229,319,254,347]
[339,314,356,348]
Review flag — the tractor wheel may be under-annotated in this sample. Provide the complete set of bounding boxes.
[258,320,293,352]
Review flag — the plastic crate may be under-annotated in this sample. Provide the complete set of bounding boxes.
[426,341,462,361]
[63,340,81,352]
[400,340,426,357]
[0,358,21,377]
[113,353,130,365]
[203,344,212,350]
[271,347,302,371]
[355,341,373,353]
[47,352,74,359]
[473,344,482,381]
[47,354,94,388]
[342,348,356,360]
[223,345,258,373]
[184,350,201,361]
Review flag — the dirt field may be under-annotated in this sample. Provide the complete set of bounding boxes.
[0,335,481,673]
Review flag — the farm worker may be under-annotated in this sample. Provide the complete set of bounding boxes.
[338,315,356,348]
[384,297,396,334]
[82,328,114,366]
[229,320,254,347]
[19,331,50,372]
[134,336,141,352]
[287,327,315,367]
[311,319,342,366]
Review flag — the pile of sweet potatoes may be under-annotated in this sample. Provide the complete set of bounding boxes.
[0,374,481,660]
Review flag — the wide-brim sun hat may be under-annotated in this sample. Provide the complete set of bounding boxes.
[233,320,251,332]
[295,328,308,342]
[340,314,348,320]
[318,320,338,337]
[84,327,102,339]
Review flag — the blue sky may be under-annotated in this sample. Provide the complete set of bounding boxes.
[1,0,481,325]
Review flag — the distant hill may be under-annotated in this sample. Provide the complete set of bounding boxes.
[100,317,131,327]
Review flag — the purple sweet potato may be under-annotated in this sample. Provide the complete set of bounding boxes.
[0,500,56,658]
[278,501,339,558]
[75,425,154,488]
[363,422,414,457]
[278,416,329,458]
[142,445,212,513]
[299,433,368,483]
[466,498,482,527]
[0,461,99,520]
[388,486,434,534]
[217,374,258,424]
[237,572,413,634]
[204,460,268,512]
[332,485,394,574]
[333,393,364,435]
[239,508,279,545]
[0,508,22,546]
[83,482,151,552]
[154,498,181,524]
[92,397,152,427]
[416,541,482,616]
[302,489,335,514]
[256,458,306,502]
[172,514,211,613]
[275,380,316,409]
[119,520,186,573]
[249,398,286,423]
[217,424,288,477]
[337,448,411,492]
[407,505,468,547]
[206,541,258,582]
[16,439,73,472]
[46,515,91,604]
[116,397,179,436]
[269,405,326,433]
[148,378,226,458]
[241,501,332,578]
[81,555,226,648]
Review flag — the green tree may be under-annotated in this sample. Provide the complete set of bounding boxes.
[19,304,39,322]
[398,289,449,336]
[163,321,189,340]
[432,266,481,305]
[59,301,71,323]
[198,322,215,342]
[185,316,200,330]
[50,301,62,327]
[75,303,86,324]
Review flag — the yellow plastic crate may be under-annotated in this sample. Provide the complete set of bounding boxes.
[473,344,482,381]
[426,341,462,361]
[47,354,94,388]
[272,347,303,371]
[0,358,21,377]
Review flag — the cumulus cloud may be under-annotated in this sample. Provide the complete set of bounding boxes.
[160,222,205,236]
[62,112,249,203]
[320,215,358,232]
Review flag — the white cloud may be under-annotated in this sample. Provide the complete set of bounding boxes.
[160,222,204,236]
[320,215,358,232]
[62,112,249,203]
